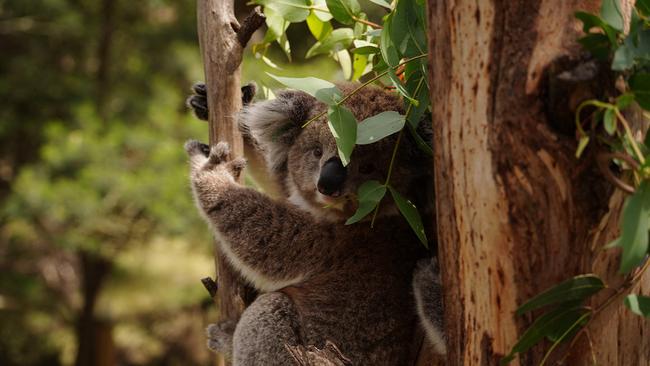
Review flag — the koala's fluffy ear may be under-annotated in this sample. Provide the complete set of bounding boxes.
[239,90,319,174]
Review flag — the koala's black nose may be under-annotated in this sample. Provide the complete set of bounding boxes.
[317,157,347,197]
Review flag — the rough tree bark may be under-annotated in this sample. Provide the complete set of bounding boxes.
[426,0,649,365]
[196,2,264,365]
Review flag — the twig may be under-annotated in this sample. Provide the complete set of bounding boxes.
[201,277,219,298]
[596,152,639,194]
[301,53,429,128]
[236,6,266,47]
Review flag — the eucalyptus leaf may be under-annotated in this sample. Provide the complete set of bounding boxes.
[638,0,650,16]
[306,28,355,58]
[263,0,311,23]
[501,306,590,366]
[389,187,427,246]
[516,274,604,315]
[628,73,650,110]
[624,294,650,317]
[267,74,342,104]
[346,180,386,224]
[368,0,391,9]
[600,0,624,32]
[380,14,400,67]
[352,53,368,81]
[325,0,361,25]
[603,108,616,135]
[618,181,650,273]
[312,0,333,21]
[328,105,357,166]
[356,111,405,144]
[306,12,333,40]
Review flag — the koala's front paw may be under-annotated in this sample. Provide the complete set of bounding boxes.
[206,319,237,356]
[186,82,257,121]
[185,140,246,188]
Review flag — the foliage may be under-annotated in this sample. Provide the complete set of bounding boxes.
[0,0,233,364]
[503,1,650,364]
[251,0,430,245]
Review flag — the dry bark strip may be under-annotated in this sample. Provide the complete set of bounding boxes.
[196,3,264,365]
[425,0,649,365]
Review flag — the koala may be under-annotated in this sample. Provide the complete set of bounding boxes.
[185,82,445,365]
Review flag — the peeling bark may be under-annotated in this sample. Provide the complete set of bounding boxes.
[425,0,649,365]
[196,3,264,365]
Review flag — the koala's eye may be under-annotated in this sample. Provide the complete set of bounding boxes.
[312,146,323,158]
[359,162,375,175]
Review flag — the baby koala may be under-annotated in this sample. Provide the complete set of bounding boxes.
[185,83,444,365]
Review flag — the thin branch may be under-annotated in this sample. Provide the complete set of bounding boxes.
[236,6,266,47]
[352,16,383,29]
[301,53,429,128]
[201,277,219,298]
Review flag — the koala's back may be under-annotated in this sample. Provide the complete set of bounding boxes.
[281,218,425,365]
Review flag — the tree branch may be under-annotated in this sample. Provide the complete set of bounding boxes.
[236,6,265,48]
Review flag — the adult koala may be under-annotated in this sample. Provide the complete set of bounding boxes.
[185,82,445,365]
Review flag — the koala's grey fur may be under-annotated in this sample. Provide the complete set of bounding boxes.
[186,83,444,365]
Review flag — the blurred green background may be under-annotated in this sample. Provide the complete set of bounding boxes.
[0,1,340,365]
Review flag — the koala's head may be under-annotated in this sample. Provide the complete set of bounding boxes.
[240,83,432,222]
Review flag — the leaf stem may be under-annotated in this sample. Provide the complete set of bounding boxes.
[614,108,646,165]
[369,77,424,227]
[352,16,382,29]
[301,53,428,128]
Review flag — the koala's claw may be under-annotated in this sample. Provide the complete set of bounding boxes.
[184,139,210,157]
[187,82,208,121]
[206,320,236,355]
[208,142,231,165]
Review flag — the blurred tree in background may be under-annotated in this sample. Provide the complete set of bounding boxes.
[0,0,339,365]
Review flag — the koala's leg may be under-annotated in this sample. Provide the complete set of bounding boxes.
[206,319,238,357]
[185,141,333,291]
[412,258,447,355]
[232,292,301,366]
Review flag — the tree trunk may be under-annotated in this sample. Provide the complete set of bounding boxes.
[196,2,264,365]
[425,0,649,365]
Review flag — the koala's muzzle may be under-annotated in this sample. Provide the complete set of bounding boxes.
[317,157,347,197]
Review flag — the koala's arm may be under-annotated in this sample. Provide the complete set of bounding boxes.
[186,140,334,292]
[186,82,283,199]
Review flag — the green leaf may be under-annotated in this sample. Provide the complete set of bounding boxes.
[618,181,650,273]
[306,12,333,40]
[629,73,650,110]
[351,53,368,81]
[501,306,590,366]
[616,93,635,109]
[574,11,619,48]
[335,49,352,80]
[346,180,386,224]
[575,135,590,158]
[578,33,614,60]
[612,30,650,71]
[391,0,427,57]
[368,0,391,9]
[389,187,427,246]
[352,45,380,54]
[600,0,624,31]
[267,73,343,105]
[624,294,650,317]
[325,0,361,25]
[356,111,405,144]
[516,274,605,315]
[380,14,400,67]
[312,0,333,21]
[305,28,355,58]
[328,105,357,166]
[603,108,617,135]
[263,0,311,22]
[638,0,650,16]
